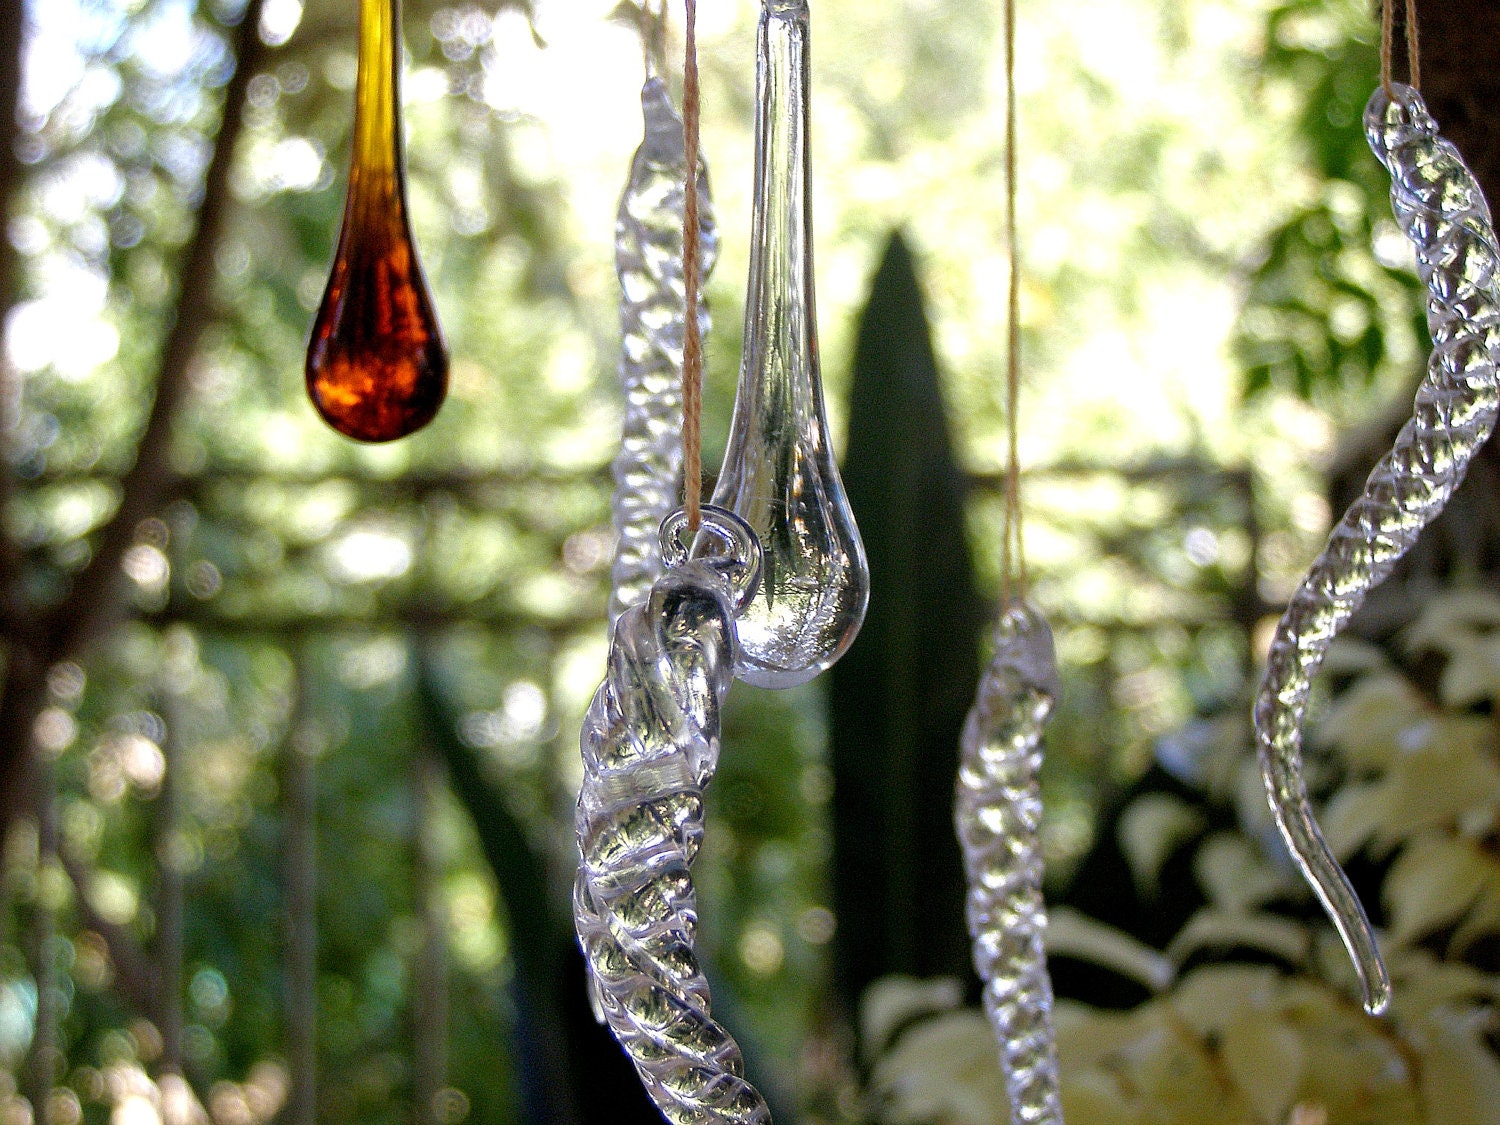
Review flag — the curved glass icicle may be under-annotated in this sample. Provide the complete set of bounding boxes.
[1254,82,1500,1017]
[956,602,1063,1125]
[575,508,772,1125]
[608,78,719,628]
[712,0,868,689]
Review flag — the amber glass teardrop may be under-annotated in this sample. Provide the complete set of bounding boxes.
[306,0,447,443]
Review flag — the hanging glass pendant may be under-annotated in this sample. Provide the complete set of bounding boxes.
[712,0,868,689]
[306,0,447,443]
[1255,82,1500,1017]
[575,506,771,1125]
[608,77,719,628]
[956,602,1062,1125]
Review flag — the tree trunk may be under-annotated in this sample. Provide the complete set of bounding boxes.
[20,762,59,1125]
[1414,1,1500,208]
[157,690,187,1085]
[411,752,448,1125]
[0,0,272,844]
[281,657,319,1125]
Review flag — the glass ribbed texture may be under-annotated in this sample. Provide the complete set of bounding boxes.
[955,602,1064,1125]
[575,511,772,1124]
[608,78,719,628]
[1254,83,1500,1017]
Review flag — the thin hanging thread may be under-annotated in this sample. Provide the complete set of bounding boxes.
[681,0,704,533]
[1380,0,1420,94]
[1000,0,1027,605]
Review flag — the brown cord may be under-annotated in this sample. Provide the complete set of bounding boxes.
[1000,0,1027,605]
[1406,0,1420,91]
[681,0,704,532]
[1381,0,1420,94]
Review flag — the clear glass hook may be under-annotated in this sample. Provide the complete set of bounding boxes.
[712,0,868,689]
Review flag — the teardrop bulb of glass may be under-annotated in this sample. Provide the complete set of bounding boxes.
[712,0,868,689]
[306,0,447,443]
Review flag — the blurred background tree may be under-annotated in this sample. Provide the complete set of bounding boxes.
[0,0,1496,1123]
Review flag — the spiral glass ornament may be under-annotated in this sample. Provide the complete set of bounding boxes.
[608,78,719,628]
[575,508,772,1124]
[956,602,1063,1125]
[1254,82,1500,1017]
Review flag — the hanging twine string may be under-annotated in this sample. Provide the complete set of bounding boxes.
[1380,0,1420,94]
[681,0,705,533]
[999,0,1027,606]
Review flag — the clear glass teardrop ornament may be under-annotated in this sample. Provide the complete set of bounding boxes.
[711,0,868,689]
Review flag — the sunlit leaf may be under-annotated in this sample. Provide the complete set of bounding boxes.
[1322,635,1389,676]
[1168,964,1279,1037]
[868,1009,1009,1125]
[1413,1007,1500,1125]
[1046,907,1175,994]
[1166,907,1311,968]
[1058,1071,1142,1125]
[1314,672,1427,772]
[1377,738,1500,843]
[1384,835,1491,946]
[1321,779,1398,860]
[1451,874,1500,955]
[1054,1000,1148,1067]
[1279,977,1419,1122]
[1118,792,1206,897]
[1193,832,1291,911]
[860,975,964,1061]
[1438,635,1500,710]
[1402,590,1500,655]
[1220,1010,1304,1125]
[1110,1014,1229,1121]
[1387,947,1500,1021]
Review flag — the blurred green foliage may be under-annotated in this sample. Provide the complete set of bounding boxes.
[866,591,1500,1125]
[1234,0,1427,404]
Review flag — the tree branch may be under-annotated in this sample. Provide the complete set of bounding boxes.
[59,850,164,1025]
[0,0,31,650]
[0,0,273,836]
[44,0,271,664]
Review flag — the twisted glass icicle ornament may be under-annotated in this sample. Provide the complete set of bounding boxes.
[609,79,719,628]
[1254,82,1500,1017]
[575,507,772,1125]
[956,603,1063,1125]
[712,0,868,689]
